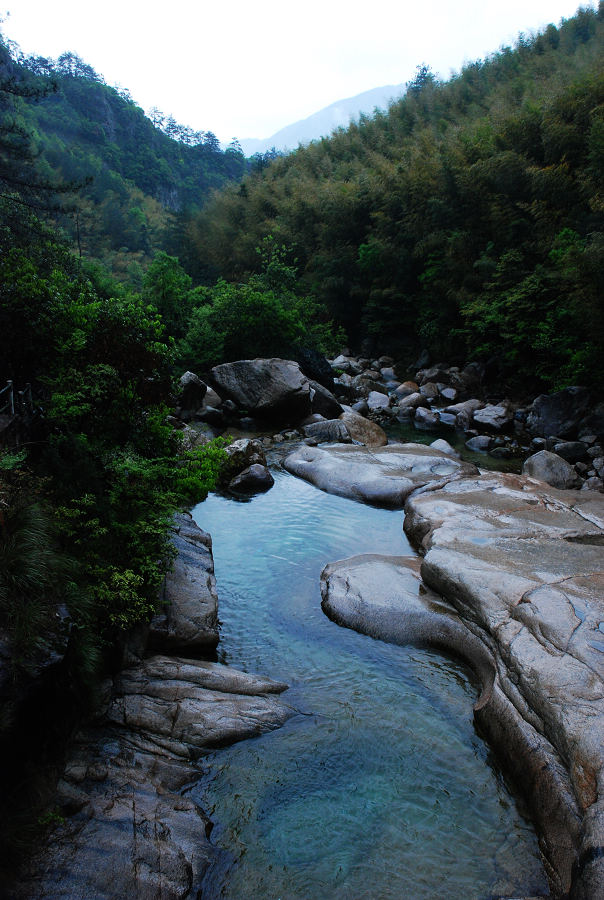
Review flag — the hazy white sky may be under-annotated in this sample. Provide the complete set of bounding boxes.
[4,1,594,142]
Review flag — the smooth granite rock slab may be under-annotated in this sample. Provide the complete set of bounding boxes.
[149,513,219,653]
[404,471,604,899]
[13,658,295,900]
[283,442,479,508]
[320,554,495,707]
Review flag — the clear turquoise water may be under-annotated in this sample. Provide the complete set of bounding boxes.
[191,468,547,899]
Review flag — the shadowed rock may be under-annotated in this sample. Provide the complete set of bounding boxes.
[211,358,311,421]
[148,513,219,654]
[15,658,294,899]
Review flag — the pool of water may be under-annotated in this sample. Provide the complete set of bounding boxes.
[191,469,547,899]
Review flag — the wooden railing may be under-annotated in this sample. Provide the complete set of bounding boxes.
[0,380,14,416]
[0,381,34,417]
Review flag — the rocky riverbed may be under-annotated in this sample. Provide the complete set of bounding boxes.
[7,352,603,899]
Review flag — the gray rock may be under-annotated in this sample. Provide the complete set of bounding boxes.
[18,657,294,899]
[414,407,440,430]
[178,371,207,411]
[526,387,592,439]
[465,434,492,452]
[404,473,604,899]
[445,398,485,431]
[223,437,267,478]
[473,401,515,432]
[522,450,579,490]
[309,380,343,419]
[211,358,311,421]
[351,399,369,416]
[397,391,428,411]
[338,411,387,446]
[229,463,275,494]
[430,439,460,458]
[283,443,478,508]
[419,381,439,401]
[367,390,391,411]
[581,476,604,492]
[149,514,219,653]
[553,441,588,463]
[303,419,351,444]
[393,381,419,399]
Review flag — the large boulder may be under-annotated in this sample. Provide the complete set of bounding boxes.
[526,387,591,439]
[404,473,604,898]
[211,359,311,422]
[522,449,579,490]
[283,443,478,508]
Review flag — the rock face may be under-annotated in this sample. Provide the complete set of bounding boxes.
[211,358,311,421]
[283,443,478,508]
[148,513,219,653]
[404,473,604,899]
[17,658,293,900]
[321,554,495,706]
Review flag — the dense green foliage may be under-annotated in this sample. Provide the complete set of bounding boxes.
[178,237,345,370]
[0,48,228,684]
[0,37,245,282]
[190,4,604,393]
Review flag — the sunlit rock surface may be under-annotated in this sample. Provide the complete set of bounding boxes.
[283,442,478,507]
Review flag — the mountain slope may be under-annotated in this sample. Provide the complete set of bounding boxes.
[240,83,404,155]
[0,42,246,279]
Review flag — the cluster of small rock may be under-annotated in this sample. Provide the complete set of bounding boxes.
[171,356,603,494]
[329,352,604,493]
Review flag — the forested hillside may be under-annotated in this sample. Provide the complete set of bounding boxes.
[189,4,604,393]
[0,38,246,281]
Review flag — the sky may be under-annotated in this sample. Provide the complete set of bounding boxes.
[3,1,595,143]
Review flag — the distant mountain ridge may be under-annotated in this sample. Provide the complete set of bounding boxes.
[240,83,405,155]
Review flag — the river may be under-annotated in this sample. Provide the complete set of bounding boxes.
[191,466,548,899]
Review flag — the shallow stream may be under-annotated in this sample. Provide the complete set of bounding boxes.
[192,467,548,899]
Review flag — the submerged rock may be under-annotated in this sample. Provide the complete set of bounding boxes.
[283,443,478,508]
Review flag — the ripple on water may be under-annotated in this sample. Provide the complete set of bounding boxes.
[191,468,547,900]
